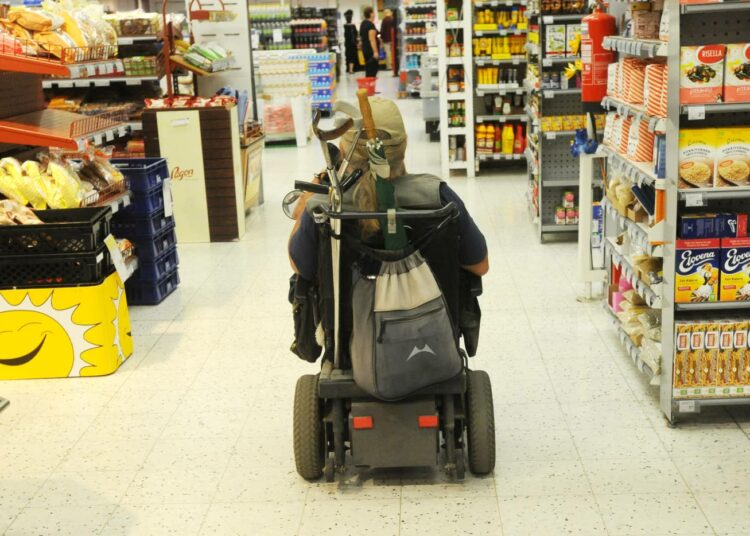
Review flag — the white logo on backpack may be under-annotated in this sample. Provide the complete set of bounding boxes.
[407,344,436,361]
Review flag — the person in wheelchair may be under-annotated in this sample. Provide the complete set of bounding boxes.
[286,96,494,481]
[288,97,489,282]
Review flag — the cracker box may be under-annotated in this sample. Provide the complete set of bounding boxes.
[720,237,750,301]
[731,322,748,385]
[715,127,750,187]
[717,321,735,387]
[724,43,750,103]
[680,45,726,104]
[675,238,720,303]
[674,322,692,389]
[545,24,566,56]
[678,129,717,188]
[565,24,580,56]
[701,322,720,387]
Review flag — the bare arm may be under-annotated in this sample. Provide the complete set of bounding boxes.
[369,28,378,58]
[463,256,489,277]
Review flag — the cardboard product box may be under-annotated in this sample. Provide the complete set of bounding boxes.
[715,127,750,187]
[724,44,750,103]
[545,24,566,56]
[631,11,661,40]
[720,237,750,301]
[701,322,720,387]
[717,321,735,387]
[674,322,692,389]
[675,238,720,303]
[679,213,748,239]
[565,24,580,56]
[680,45,726,105]
[678,128,717,188]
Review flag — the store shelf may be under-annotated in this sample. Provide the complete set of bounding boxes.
[447,126,467,135]
[543,178,579,187]
[541,56,579,66]
[477,153,525,162]
[602,96,667,132]
[602,36,667,58]
[43,74,162,89]
[542,130,577,139]
[117,35,161,44]
[681,102,750,118]
[91,190,133,215]
[476,85,525,96]
[541,224,578,233]
[525,42,540,56]
[680,1,750,14]
[677,187,750,203]
[0,109,128,151]
[448,161,469,170]
[599,144,663,189]
[540,87,582,97]
[447,92,467,101]
[475,113,527,123]
[475,0,528,6]
[675,301,750,312]
[601,197,664,258]
[605,305,660,384]
[474,28,528,37]
[405,35,428,40]
[445,21,463,30]
[447,57,465,65]
[475,56,527,65]
[540,13,587,23]
[0,49,121,78]
[605,237,663,309]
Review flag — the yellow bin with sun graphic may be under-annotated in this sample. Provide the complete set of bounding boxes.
[0,272,133,380]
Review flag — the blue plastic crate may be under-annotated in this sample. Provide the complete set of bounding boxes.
[126,268,180,305]
[111,158,169,193]
[113,207,174,238]
[132,223,177,262]
[135,247,179,282]
[129,183,165,216]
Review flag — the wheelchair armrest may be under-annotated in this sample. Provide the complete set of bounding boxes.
[463,271,483,297]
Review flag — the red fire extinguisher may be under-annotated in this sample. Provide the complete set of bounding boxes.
[580,6,616,112]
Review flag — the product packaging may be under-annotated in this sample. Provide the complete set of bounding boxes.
[678,129,716,188]
[565,24,580,56]
[680,45,726,104]
[545,24,566,56]
[720,237,750,301]
[715,127,750,187]
[632,11,661,40]
[724,43,750,103]
[555,206,566,225]
[679,213,748,239]
[675,238,720,303]
[654,134,667,179]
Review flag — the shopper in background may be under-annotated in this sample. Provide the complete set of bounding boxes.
[288,97,489,280]
[343,9,358,74]
[359,7,380,78]
[380,9,395,72]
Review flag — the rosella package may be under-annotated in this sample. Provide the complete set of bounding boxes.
[680,45,726,104]
[675,238,720,303]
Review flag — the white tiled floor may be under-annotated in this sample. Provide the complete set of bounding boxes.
[2,76,750,535]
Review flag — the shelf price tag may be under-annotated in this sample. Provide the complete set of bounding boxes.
[543,58,552,67]
[272,28,283,43]
[543,15,553,24]
[687,105,705,120]
[684,192,705,207]
[543,90,554,98]
[547,132,557,140]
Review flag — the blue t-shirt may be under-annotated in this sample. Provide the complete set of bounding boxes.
[289,183,487,281]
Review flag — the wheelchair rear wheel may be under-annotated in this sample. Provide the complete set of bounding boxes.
[466,369,496,475]
[293,374,324,480]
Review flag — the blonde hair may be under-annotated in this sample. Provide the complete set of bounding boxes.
[340,135,407,237]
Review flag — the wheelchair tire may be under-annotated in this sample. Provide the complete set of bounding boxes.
[466,369,496,475]
[293,374,324,480]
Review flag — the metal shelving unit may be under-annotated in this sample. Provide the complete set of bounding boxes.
[402,0,438,94]
[525,7,585,242]
[599,0,750,423]
[438,0,475,177]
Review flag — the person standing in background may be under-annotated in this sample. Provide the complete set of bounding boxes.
[359,6,379,78]
[380,9,395,72]
[343,9,358,74]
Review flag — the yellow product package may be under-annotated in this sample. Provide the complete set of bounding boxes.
[674,323,692,389]
[679,128,717,188]
[717,321,735,387]
[0,170,28,206]
[731,322,748,385]
[720,237,750,301]
[675,238,720,303]
[715,127,750,187]
[701,323,720,387]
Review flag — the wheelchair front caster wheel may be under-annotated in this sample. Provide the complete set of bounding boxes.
[324,458,335,483]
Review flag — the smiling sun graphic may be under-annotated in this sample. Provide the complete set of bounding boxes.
[0,273,133,380]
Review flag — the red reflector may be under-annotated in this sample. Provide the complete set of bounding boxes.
[352,416,373,430]
[418,415,439,428]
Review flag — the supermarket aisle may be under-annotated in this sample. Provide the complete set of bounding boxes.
[1,98,750,536]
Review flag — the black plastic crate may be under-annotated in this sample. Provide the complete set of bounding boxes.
[0,246,110,289]
[0,207,111,256]
[126,268,180,305]
[132,223,177,261]
[111,158,169,193]
[112,207,174,238]
[135,247,178,282]
[130,183,165,216]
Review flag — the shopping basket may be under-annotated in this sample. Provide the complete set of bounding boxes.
[357,77,377,96]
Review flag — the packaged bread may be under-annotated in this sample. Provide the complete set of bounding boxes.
[1,157,45,209]
[0,169,28,205]
[0,199,42,225]
[33,30,80,61]
[8,8,63,32]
